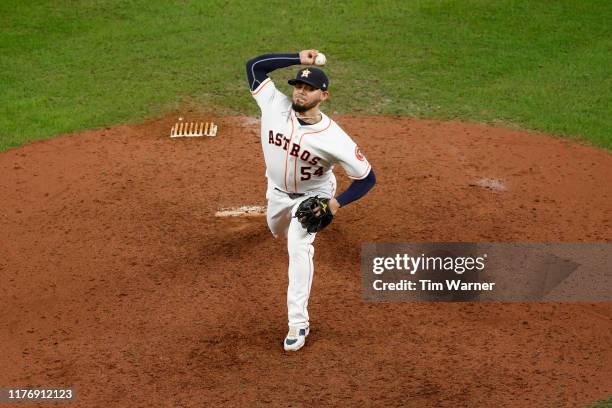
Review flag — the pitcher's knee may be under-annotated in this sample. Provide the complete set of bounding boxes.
[268,218,289,238]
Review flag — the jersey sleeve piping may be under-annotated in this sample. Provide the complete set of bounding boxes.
[251,78,272,95]
[346,164,372,180]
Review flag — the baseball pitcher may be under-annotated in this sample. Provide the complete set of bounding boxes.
[246,50,376,351]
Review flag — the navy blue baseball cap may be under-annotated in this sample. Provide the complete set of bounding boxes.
[288,67,329,91]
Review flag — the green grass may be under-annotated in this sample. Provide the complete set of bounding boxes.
[1,0,611,150]
[584,397,612,408]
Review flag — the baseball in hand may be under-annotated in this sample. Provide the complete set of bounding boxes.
[315,53,326,66]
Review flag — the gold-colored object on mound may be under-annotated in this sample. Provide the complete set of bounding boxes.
[170,119,218,138]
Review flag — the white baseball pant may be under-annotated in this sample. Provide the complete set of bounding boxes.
[265,181,336,330]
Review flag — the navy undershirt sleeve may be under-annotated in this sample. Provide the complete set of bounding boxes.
[336,169,376,207]
[246,53,301,92]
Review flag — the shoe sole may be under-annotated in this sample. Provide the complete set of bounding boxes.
[284,344,304,352]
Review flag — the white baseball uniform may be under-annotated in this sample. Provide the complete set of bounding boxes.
[251,77,371,329]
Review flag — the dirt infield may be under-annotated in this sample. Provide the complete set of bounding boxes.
[1,115,611,407]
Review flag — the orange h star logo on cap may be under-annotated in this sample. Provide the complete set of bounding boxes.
[301,69,311,78]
